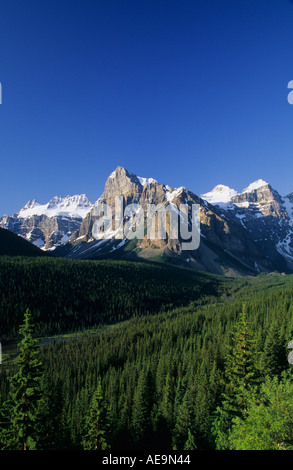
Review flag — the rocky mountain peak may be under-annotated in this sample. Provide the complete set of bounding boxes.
[2,167,293,276]
[201,184,238,205]
[47,196,64,208]
[242,179,269,193]
[231,180,282,207]
[0,194,94,251]
[101,167,159,206]
[107,166,140,183]
[21,199,40,211]
[104,166,140,195]
[17,194,93,219]
[106,167,158,187]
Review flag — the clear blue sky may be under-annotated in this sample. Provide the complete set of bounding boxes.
[1,0,293,215]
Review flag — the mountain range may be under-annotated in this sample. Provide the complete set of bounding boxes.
[1,166,293,276]
[0,194,93,250]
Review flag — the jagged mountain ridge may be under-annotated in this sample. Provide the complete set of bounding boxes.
[201,179,293,271]
[0,194,93,250]
[1,167,293,276]
[54,167,293,275]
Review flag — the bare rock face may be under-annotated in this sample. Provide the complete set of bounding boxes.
[63,167,288,275]
[0,195,93,250]
[102,166,142,204]
[2,167,293,276]
[231,181,285,218]
[201,179,293,273]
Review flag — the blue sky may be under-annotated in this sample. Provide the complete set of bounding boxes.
[1,0,293,215]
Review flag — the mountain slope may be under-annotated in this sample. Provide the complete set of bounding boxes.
[54,167,283,276]
[0,227,48,257]
[1,167,293,276]
[201,179,293,273]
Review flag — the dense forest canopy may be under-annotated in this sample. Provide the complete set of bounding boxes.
[0,256,231,338]
[1,256,293,450]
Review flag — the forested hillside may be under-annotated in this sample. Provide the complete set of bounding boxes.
[1,257,293,450]
[0,228,48,257]
[0,256,291,339]
[0,256,229,338]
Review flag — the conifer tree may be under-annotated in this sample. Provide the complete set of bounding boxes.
[193,365,214,448]
[131,367,153,446]
[172,387,194,450]
[221,304,258,417]
[229,375,293,450]
[39,377,67,450]
[153,372,174,449]
[0,309,44,450]
[184,428,197,450]
[260,321,287,378]
[0,399,13,450]
[212,305,259,449]
[159,373,174,429]
[82,377,110,450]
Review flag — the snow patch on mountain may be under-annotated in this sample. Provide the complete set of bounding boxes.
[242,179,269,193]
[165,186,186,203]
[276,233,293,262]
[17,194,93,219]
[200,185,238,205]
[282,196,293,226]
[137,176,157,186]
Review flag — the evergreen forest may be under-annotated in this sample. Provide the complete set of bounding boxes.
[1,256,293,451]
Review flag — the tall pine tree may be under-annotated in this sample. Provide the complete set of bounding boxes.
[212,305,259,449]
[260,321,287,378]
[0,309,44,450]
[131,366,153,447]
[82,377,110,450]
[221,304,258,416]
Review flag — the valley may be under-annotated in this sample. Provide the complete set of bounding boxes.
[1,255,293,450]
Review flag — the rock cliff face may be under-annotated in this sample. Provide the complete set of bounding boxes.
[2,167,293,276]
[230,180,285,218]
[56,167,290,276]
[0,195,93,250]
[201,179,293,273]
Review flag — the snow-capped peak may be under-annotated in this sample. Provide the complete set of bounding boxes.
[200,184,238,205]
[17,194,93,219]
[107,167,157,186]
[109,170,116,179]
[21,199,41,211]
[242,179,269,193]
[137,176,157,186]
[165,186,186,202]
